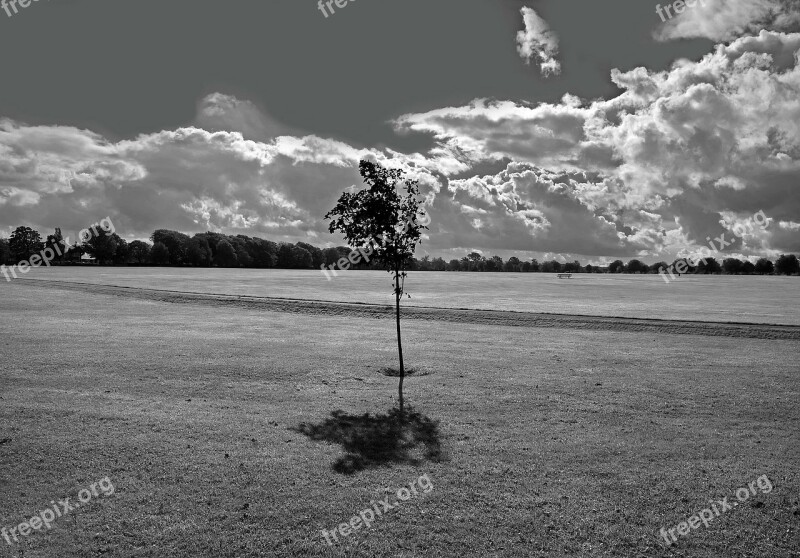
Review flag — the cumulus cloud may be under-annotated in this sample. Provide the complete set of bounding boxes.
[396,31,800,260]
[516,7,561,77]
[654,0,800,42]
[440,164,647,255]
[0,106,444,244]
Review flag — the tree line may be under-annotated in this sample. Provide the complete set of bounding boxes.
[1,225,798,275]
[434,253,800,275]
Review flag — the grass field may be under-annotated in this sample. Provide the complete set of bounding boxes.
[0,273,799,557]
[14,267,800,325]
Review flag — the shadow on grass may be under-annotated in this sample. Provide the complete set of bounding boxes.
[291,407,444,474]
[378,367,431,377]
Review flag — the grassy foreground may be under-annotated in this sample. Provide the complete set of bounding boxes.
[0,282,798,557]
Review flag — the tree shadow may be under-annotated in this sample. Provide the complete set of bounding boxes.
[378,367,431,377]
[290,407,444,474]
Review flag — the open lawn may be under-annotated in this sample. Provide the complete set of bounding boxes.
[13,267,800,325]
[0,279,798,557]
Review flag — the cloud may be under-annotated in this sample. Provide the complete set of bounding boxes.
[436,164,647,256]
[194,93,292,141]
[396,31,800,260]
[0,115,438,244]
[516,7,561,77]
[654,0,800,42]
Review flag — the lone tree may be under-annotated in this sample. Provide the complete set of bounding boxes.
[325,160,427,414]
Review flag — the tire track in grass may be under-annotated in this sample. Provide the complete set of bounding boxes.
[12,278,800,340]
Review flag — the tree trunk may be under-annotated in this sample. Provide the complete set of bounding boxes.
[395,267,405,416]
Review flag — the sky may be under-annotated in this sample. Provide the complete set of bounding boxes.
[0,0,799,264]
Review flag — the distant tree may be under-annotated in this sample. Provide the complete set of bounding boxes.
[754,257,774,275]
[64,244,83,261]
[297,242,324,268]
[671,258,689,275]
[741,261,755,275]
[326,160,426,415]
[128,240,152,264]
[151,242,170,265]
[541,260,563,273]
[214,240,238,267]
[585,264,593,273]
[44,228,66,263]
[707,257,723,274]
[291,246,313,268]
[487,255,503,272]
[235,245,254,267]
[447,258,460,271]
[431,257,447,271]
[417,255,432,271]
[649,261,669,274]
[563,260,582,273]
[625,259,648,274]
[697,257,722,274]
[466,252,485,272]
[529,258,540,272]
[186,237,212,266]
[323,247,340,267]
[0,238,9,264]
[9,226,43,263]
[504,256,522,272]
[82,228,120,265]
[775,254,800,275]
[232,235,258,267]
[112,237,129,265]
[194,232,223,257]
[151,230,190,266]
[250,238,278,268]
[276,243,296,268]
[609,260,624,273]
[522,261,532,272]
[722,258,744,275]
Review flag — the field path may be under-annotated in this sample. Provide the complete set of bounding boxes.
[13,278,800,340]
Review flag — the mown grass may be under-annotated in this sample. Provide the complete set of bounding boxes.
[20,266,800,325]
[0,283,798,557]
